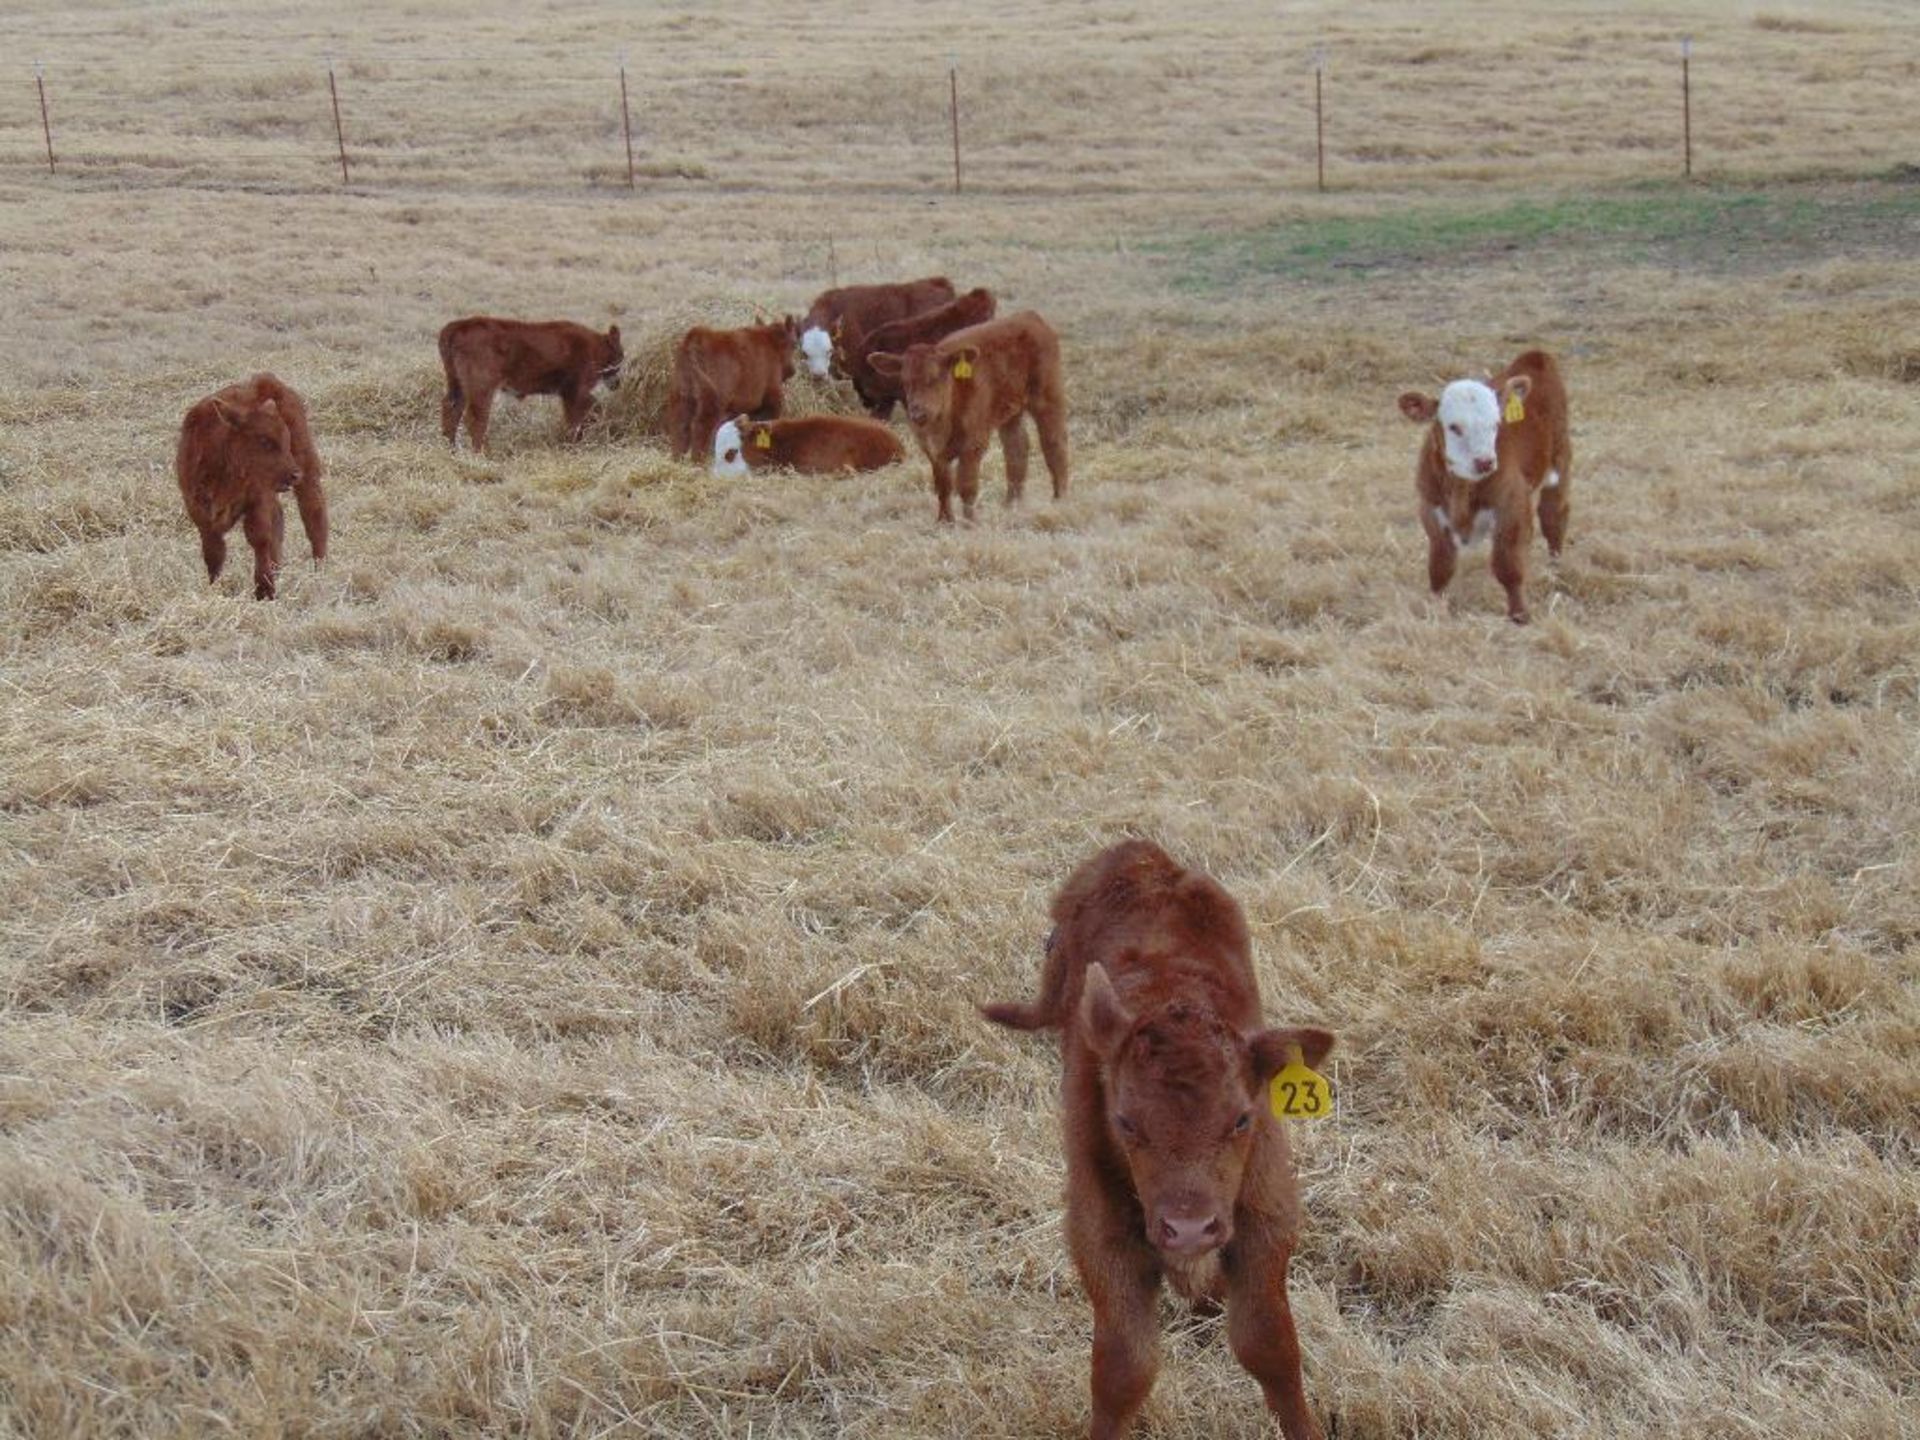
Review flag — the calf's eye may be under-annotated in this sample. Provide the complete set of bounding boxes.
[1113,1114,1138,1140]
[1233,1111,1252,1134]
[1448,424,1463,437]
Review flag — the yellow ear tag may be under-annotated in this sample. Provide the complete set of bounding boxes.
[951,358,974,380]
[1269,1047,1332,1121]
[754,429,772,449]
[1503,392,1526,424]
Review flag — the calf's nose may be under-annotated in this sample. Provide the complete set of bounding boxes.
[1473,456,1495,477]
[1157,1213,1224,1254]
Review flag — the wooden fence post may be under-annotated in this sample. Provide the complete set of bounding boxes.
[35,61,56,174]
[1681,36,1693,180]
[949,55,961,195]
[619,51,635,189]
[1313,45,1327,193]
[326,55,350,184]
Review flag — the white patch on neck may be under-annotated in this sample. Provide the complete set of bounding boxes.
[800,327,834,379]
[1432,504,1496,549]
[712,418,749,477]
[1437,379,1501,482]
[1544,468,1561,489]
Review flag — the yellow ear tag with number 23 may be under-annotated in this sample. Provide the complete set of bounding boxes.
[1503,391,1526,424]
[951,358,974,380]
[754,428,772,449]
[1269,1046,1331,1121]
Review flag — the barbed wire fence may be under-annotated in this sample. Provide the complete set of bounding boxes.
[0,36,1885,199]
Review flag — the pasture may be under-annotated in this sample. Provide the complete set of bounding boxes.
[3,1,1918,1436]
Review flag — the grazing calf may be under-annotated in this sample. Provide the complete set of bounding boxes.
[438,316,623,454]
[867,310,1068,523]
[1398,349,1572,624]
[798,276,958,393]
[669,317,798,459]
[983,839,1334,1440]
[711,414,905,476]
[847,287,997,420]
[175,373,327,601]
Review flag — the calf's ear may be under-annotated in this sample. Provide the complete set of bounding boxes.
[1079,964,1134,1058]
[607,324,621,343]
[1500,374,1532,406]
[210,398,242,427]
[1398,392,1438,423]
[1248,1026,1335,1081]
[867,351,904,379]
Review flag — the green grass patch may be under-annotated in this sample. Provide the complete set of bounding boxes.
[1164,184,1920,293]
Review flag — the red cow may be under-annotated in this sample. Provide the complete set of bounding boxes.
[174,374,328,601]
[798,275,958,409]
[846,287,997,420]
[1397,349,1572,624]
[711,414,905,476]
[984,839,1334,1440]
[868,310,1068,523]
[668,317,798,460]
[438,316,623,454]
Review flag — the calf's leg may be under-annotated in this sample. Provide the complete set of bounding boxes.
[293,478,329,566]
[464,386,496,457]
[1069,1204,1162,1440]
[561,383,594,443]
[954,445,988,523]
[244,499,285,601]
[998,418,1030,506]
[1035,401,1070,499]
[1426,528,1458,600]
[199,524,227,584]
[928,455,957,524]
[1225,1237,1324,1440]
[1492,512,1531,624]
[1537,479,1570,559]
[441,373,464,448]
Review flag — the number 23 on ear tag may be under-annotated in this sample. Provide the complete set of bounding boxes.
[1270,1047,1332,1121]
[1503,392,1526,424]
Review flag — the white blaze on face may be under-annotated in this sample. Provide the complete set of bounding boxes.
[1437,379,1502,482]
[800,326,834,379]
[712,418,749,477]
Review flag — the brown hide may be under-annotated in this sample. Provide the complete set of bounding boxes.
[847,288,997,418]
[669,318,798,459]
[801,276,957,348]
[174,373,328,601]
[438,316,624,454]
[801,276,959,416]
[866,309,1068,524]
[982,840,1333,1440]
[721,414,905,475]
[1398,349,1573,624]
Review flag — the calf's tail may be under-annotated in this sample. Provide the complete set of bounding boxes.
[980,927,1067,1031]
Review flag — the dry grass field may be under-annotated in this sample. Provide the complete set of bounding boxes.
[4,1,1920,1437]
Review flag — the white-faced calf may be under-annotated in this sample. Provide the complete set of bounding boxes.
[712,414,904,476]
[1397,348,1571,624]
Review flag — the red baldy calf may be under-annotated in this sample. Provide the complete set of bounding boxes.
[868,309,1067,523]
[798,275,958,405]
[669,317,798,460]
[438,316,623,454]
[175,373,327,601]
[711,414,905,476]
[847,286,997,420]
[1397,348,1572,624]
[984,839,1334,1440]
